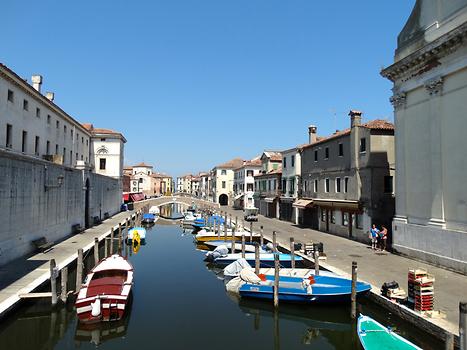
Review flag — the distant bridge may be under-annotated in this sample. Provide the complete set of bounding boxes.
[132,195,219,211]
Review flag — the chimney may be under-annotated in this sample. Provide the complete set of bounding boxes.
[45,92,54,101]
[349,110,362,128]
[308,125,317,144]
[31,75,43,93]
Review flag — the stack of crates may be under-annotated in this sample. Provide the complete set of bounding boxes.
[408,268,435,311]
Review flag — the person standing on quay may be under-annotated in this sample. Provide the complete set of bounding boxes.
[369,224,379,250]
[380,225,388,252]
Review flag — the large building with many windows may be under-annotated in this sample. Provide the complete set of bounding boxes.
[211,158,244,206]
[299,111,395,243]
[233,157,262,209]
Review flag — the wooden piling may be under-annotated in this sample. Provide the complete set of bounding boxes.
[351,261,357,319]
[273,253,279,308]
[60,267,68,303]
[314,247,320,276]
[255,243,260,274]
[104,237,109,257]
[76,249,83,292]
[445,332,454,350]
[241,234,246,258]
[290,237,295,269]
[273,231,277,252]
[260,226,264,246]
[94,237,99,266]
[460,302,467,350]
[110,226,115,254]
[50,259,58,306]
[249,221,253,242]
[235,216,238,230]
[229,214,232,228]
[224,217,228,240]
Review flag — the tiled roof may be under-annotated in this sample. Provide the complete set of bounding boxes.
[82,123,126,141]
[263,151,282,161]
[216,158,245,169]
[254,169,282,178]
[134,162,153,168]
[301,119,394,150]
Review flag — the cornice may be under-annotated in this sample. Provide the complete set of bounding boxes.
[381,22,467,83]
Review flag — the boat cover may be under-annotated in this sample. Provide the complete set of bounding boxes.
[240,269,262,284]
[226,277,245,294]
[205,245,229,261]
[224,258,253,277]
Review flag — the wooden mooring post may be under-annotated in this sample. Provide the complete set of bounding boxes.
[460,301,467,350]
[290,237,295,269]
[235,216,238,231]
[273,252,279,308]
[60,267,68,303]
[94,238,99,265]
[273,231,277,252]
[50,259,58,306]
[110,226,115,254]
[260,226,264,246]
[445,332,454,350]
[229,214,232,228]
[255,243,260,274]
[249,221,253,242]
[104,237,109,258]
[351,261,357,319]
[76,248,83,293]
[224,218,228,240]
[314,246,320,276]
[241,234,246,258]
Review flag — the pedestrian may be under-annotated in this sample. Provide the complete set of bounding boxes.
[380,225,388,251]
[369,224,379,250]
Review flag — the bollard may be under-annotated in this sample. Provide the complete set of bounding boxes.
[260,226,264,246]
[461,302,467,350]
[290,237,295,269]
[94,238,99,266]
[351,261,357,319]
[76,249,83,292]
[273,253,279,308]
[445,332,454,350]
[273,231,277,252]
[249,221,253,242]
[314,248,320,276]
[241,234,246,258]
[255,243,260,274]
[60,267,68,303]
[50,259,58,306]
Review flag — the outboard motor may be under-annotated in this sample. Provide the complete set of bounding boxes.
[205,245,229,262]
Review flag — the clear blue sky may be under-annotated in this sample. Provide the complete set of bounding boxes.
[3,1,414,177]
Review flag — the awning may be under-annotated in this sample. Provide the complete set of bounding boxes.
[130,193,145,202]
[313,198,360,210]
[123,193,130,202]
[234,193,245,200]
[280,196,295,202]
[264,197,276,203]
[293,199,313,209]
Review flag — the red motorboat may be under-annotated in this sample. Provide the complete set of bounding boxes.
[75,254,134,323]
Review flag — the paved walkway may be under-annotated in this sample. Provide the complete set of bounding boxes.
[222,207,466,336]
[0,210,138,319]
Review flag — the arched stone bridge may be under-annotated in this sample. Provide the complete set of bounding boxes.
[132,194,219,211]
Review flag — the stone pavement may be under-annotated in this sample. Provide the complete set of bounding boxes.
[222,206,466,336]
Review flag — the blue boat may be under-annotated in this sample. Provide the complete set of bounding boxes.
[212,253,304,268]
[142,213,156,224]
[239,274,371,303]
[192,215,225,230]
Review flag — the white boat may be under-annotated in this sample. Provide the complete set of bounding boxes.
[148,206,160,215]
[195,229,259,243]
[204,240,270,253]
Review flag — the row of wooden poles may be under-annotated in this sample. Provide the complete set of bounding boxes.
[48,208,147,307]
[211,209,467,349]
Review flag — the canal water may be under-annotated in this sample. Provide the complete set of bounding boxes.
[0,204,443,349]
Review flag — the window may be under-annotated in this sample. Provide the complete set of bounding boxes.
[321,208,326,222]
[34,136,40,155]
[247,170,253,177]
[222,181,226,189]
[314,179,318,192]
[342,212,349,226]
[23,99,29,111]
[283,157,287,168]
[282,179,287,192]
[46,141,50,154]
[86,139,89,146]
[356,213,363,229]
[71,129,73,138]
[325,147,329,159]
[268,180,272,191]
[344,177,349,193]
[56,120,60,129]
[22,131,27,152]
[6,124,12,148]
[336,177,341,193]
[338,143,344,156]
[360,138,366,153]
[63,148,66,162]
[75,152,78,161]
[81,136,84,144]
[64,125,67,135]
[7,89,14,102]
[325,178,330,193]
[221,170,226,175]
[291,155,295,167]
[384,176,393,193]
[100,138,106,141]
[304,180,307,192]
[331,210,336,224]
[314,150,318,162]
[47,114,51,124]
[36,108,41,118]
[247,184,253,191]
[139,178,143,183]
[55,144,59,154]
[273,163,278,170]
[99,158,106,170]
[70,150,72,164]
